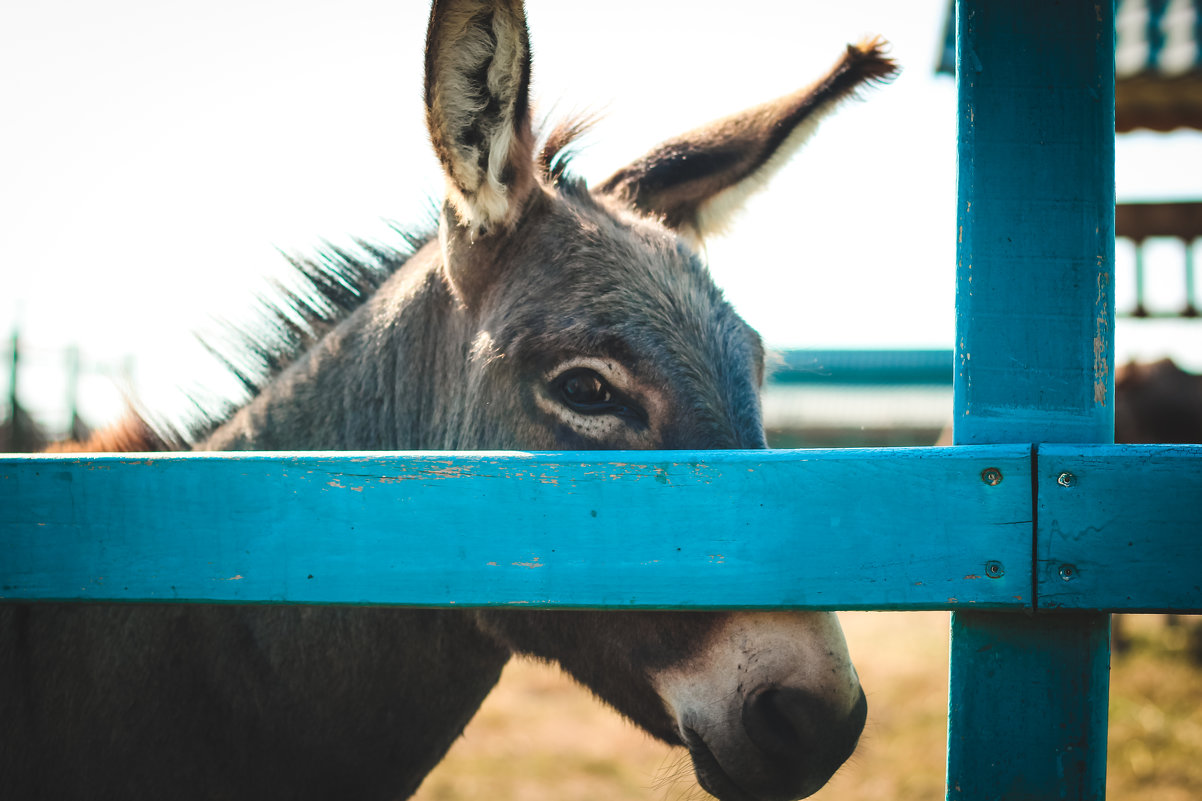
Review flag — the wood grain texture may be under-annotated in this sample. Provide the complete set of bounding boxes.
[953,0,1116,447]
[947,2,1115,799]
[1038,444,1202,613]
[947,610,1110,801]
[0,447,1032,609]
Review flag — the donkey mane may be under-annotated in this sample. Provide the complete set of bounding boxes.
[48,116,599,453]
[200,224,434,421]
[183,117,598,445]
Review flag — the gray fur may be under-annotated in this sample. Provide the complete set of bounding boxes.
[3,2,894,799]
[203,185,765,453]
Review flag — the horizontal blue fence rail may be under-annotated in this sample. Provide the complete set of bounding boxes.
[3,445,1199,613]
[1037,444,1202,612]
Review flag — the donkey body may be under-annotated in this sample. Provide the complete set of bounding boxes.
[1,3,895,799]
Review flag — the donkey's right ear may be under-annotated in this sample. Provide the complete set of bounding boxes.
[425,0,536,239]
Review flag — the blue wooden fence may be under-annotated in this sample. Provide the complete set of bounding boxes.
[3,2,1202,799]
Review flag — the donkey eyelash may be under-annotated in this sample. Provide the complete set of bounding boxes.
[540,357,630,391]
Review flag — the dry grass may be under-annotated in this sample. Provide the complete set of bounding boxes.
[413,612,1202,801]
[1108,616,1202,801]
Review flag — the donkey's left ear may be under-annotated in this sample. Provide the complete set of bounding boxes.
[596,38,898,244]
[425,0,535,237]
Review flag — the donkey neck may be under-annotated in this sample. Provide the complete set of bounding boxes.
[200,245,470,452]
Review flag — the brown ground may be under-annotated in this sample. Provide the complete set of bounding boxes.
[413,612,1202,801]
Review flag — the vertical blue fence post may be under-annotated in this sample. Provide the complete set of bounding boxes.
[949,1,1115,800]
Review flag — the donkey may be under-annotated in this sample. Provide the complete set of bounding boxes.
[1,2,896,799]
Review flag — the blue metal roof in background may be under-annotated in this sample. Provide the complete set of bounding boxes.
[938,0,1202,131]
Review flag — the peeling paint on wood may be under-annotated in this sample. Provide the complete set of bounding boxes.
[948,3,1116,800]
[1037,444,1202,612]
[6,444,1196,612]
[0,447,1032,610]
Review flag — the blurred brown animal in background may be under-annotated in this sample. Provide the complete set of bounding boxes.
[1115,358,1202,444]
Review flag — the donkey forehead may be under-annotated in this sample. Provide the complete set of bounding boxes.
[489,187,763,370]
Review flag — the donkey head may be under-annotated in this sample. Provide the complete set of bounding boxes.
[424,2,894,799]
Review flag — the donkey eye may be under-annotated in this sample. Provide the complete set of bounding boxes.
[545,366,650,430]
[557,369,613,410]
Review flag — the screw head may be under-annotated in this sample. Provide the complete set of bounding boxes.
[1057,471,1076,488]
[981,467,1003,486]
[985,560,1005,579]
[1059,563,1077,581]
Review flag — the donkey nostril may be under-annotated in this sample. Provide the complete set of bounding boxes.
[742,685,868,772]
[742,687,812,759]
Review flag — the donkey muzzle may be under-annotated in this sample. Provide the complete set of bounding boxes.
[656,611,865,801]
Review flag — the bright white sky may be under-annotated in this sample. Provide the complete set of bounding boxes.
[3,0,1201,430]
